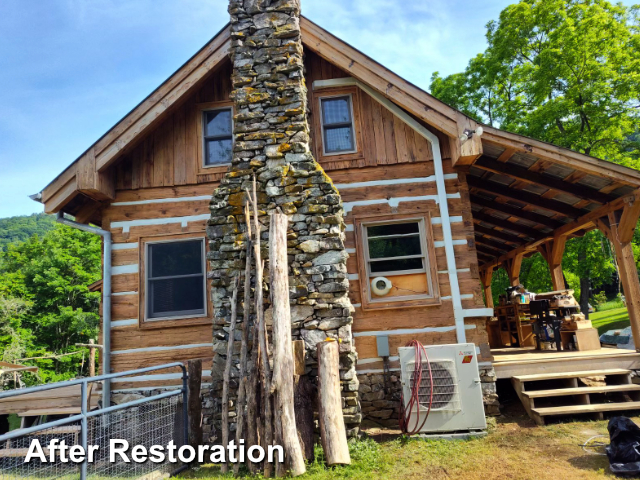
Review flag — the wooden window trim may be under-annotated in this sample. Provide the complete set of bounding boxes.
[354,212,440,311]
[138,232,212,330]
[312,86,364,163]
[197,100,234,176]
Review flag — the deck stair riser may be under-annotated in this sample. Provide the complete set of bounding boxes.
[512,368,640,425]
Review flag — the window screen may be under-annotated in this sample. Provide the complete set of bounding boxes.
[146,239,205,320]
[320,96,356,154]
[203,108,233,166]
[365,221,426,275]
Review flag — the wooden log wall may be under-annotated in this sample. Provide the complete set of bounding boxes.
[104,52,489,391]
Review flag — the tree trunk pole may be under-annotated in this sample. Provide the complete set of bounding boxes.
[269,212,306,476]
[88,339,96,377]
[317,340,351,466]
[221,275,240,475]
[234,203,254,476]
[249,177,273,477]
[187,359,203,449]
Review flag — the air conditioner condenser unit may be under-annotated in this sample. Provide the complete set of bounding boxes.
[398,343,487,434]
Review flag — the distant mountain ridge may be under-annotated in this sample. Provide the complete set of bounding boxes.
[0,213,56,251]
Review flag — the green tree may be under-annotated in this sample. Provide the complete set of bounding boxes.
[562,230,616,313]
[0,213,56,252]
[0,224,101,384]
[433,0,640,309]
[431,0,640,164]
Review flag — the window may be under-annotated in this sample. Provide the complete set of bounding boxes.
[355,213,440,310]
[202,107,233,167]
[145,238,206,321]
[320,95,356,155]
[365,222,425,276]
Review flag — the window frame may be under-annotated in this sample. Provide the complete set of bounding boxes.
[319,94,358,156]
[197,101,234,177]
[139,233,210,328]
[354,212,440,311]
[312,86,364,164]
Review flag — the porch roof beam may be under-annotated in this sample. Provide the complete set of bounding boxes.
[467,175,586,218]
[470,194,564,229]
[473,212,546,240]
[475,156,613,204]
[479,188,640,273]
[473,225,526,245]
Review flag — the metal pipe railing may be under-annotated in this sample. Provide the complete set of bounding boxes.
[56,211,113,406]
[0,362,188,442]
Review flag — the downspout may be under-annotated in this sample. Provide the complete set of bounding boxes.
[56,212,112,407]
[313,78,493,343]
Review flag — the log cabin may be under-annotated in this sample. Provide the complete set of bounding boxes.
[35,1,640,435]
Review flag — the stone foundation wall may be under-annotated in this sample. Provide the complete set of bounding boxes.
[357,373,402,428]
[480,366,500,416]
[357,365,500,428]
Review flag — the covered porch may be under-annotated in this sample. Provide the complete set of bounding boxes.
[459,128,640,423]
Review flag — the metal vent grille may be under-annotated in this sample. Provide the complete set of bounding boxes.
[409,360,461,412]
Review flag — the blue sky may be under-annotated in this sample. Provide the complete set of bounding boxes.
[0,0,631,219]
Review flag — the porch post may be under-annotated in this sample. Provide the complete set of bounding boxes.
[606,207,640,352]
[479,268,494,308]
[503,252,524,287]
[538,235,567,291]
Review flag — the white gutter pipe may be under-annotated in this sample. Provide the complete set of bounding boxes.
[56,212,112,407]
[313,78,493,343]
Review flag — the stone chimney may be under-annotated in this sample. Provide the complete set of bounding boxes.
[207,0,360,439]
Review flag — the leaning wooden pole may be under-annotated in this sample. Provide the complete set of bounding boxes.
[221,274,240,475]
[317,340,351,466]
[249,177,273,477]
[234,202,254,476]
[269,212,306,476]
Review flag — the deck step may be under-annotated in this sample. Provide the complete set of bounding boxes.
[524,384,640,399]
[513,368,631,382]
[533,401,640,417]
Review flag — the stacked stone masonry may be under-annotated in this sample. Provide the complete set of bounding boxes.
[207,0,360,442]
[357,366,500,427]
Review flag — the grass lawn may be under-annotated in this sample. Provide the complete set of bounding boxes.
[178,407,630,480]
[590,307,630,335]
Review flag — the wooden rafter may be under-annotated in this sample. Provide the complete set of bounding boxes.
[482,127,640,186]
[476,244,508,258]
[470,195,564,229]
[474,225,525,245]
[474,235,510,253]
[475,156,613,204]
[480,188,640,272]
[477,244,504,257]
[473,212,545,239]
[467,175,586,218]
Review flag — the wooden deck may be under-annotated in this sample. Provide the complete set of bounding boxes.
[492,347,640,379]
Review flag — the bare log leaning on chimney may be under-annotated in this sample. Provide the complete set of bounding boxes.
[234,202,253,476]
[318,340,351,466]
[269,212,306,476]
[221,274,240,475]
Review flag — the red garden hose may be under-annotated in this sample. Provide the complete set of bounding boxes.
[399,340,433,435]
